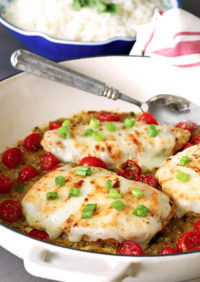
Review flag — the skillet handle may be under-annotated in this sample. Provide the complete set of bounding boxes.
[24,245,132,282]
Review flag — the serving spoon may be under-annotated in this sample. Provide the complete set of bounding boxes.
[11,49,200,125]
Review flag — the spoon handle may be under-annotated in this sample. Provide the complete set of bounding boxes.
[10,49,142,107]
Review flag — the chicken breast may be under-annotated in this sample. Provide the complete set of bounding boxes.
[156,144,200,217]
[41,120,190,172]
[22,165,174,249]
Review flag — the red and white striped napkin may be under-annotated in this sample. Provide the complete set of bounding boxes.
[130,8,200,68]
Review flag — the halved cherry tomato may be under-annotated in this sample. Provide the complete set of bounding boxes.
[137,112,158,125]
[190,136,200,145]
[135,174,157,188]
[40,152,58,171]
[79,156,107,169]
[175,120,197,132]
[183,142,192,150]
[0,176,13,193]
[28,230,50,241]
[116,240,143,255]
[97,112,121,122]
[159,247,177,255]
[23,133,42,152]
[2,147,24,169]
[0,200,21,222]
[194,220,200,234]
[176,231,200,252]
[49,121,62,130]
[18,166,38,183]
[118,160,141,180]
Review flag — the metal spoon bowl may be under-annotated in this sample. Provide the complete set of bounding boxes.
[11,49,200,124]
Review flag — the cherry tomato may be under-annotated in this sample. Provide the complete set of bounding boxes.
[0,200,21,222]
[50,164,61,171]
[79,156,107,169]
[176,231,200,252]
[190,136,200,145]
[118,160,141,180]
[97,112,121,122]
[0,176,13,193]
[194,220,200,234]
[175,120,197,132]
[116,240,143,255]
[40,152,58,171]
[183,142,192,150]
[23,133,42,152]
[159,247,177,255]
[49,121,62,130]
[2,147,24,169]
[18,166,38,183]
[135,174,157,188]
[28,230,50,241]
[137,112,158,125]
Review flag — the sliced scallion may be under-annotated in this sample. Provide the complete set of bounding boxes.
[124,118,136,128]
[132,188,143,199]
[58,126,71,139]
[84,128,94,137]
[132,204,148,217]
[55,175,66,187]
[179,156,190,166]
[69,187,80,197]
[111,200,125,210]
[176,171,190,182]
[46,191,58,200]
[106,122,116,132]
[93,131,104,142]
[17,183,25,193]
[76,166,92,176]
[147,124,158,137]
[105,179,112,190]
[90,118,100,129]
[81,203,97,219]
[62,119,71,128]
[108,188,122,199]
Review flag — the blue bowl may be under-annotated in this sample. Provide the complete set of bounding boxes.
[0,0,181,61]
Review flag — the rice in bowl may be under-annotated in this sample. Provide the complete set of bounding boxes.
[2,0,170,41]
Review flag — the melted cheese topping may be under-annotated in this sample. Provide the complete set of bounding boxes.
[156,145,200,217]
[22,166,173,249]
[41,121,175,171]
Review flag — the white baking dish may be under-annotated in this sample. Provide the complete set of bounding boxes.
[0,56,200,282]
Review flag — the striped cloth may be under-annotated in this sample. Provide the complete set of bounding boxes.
[130,8,200,68]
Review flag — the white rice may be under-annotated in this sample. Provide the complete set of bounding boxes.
[2,0,170,41]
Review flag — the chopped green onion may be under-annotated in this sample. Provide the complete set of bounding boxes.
[17,183,25,193]
[90,118,100,129]
[108,188,122,199]
[84,128,94,137]
[93,131,104,142]
[81,203,97,219]
[176,171,190,182]
[111,200,125,210]
[106,122,116,132]
[105,179,112,189]
[76,166,92,176]
[132,188,143,199]
[106,3,120,13]
[69,187,81,197]
[124,118,136,128]
[55,175,65,187]
[179,156,190,166]
[132,204,148,217]
[72,0,82,10]
[62,119,71,128]
[147,124,158,137]
[46,191,59,200]
[96,0,107,12]
[58,126,71,139]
